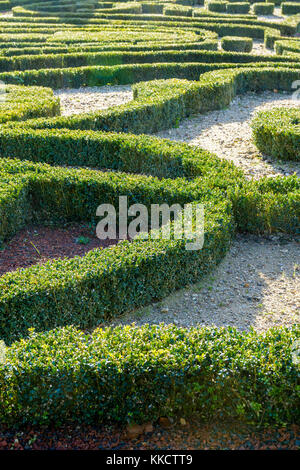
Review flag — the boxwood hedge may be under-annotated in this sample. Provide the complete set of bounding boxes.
[0,4,299,429]
[0,67,299,344]
[0,84,59,123]
[0,324,298,426]
[252,107,300,161]
[253,2,274,15]
[221,36,253,52]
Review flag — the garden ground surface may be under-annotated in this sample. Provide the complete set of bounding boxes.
[0,421,298,450]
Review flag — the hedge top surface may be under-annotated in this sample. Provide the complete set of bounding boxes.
[252,107,300,161]
[0,84,60,122]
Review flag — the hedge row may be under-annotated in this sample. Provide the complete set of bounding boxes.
[252,107,300,161]
[2,60,300,89]
[275,38,300,55]
[0,155,237,343]
[0,324,298,426]
[226,2,251,14]
[281,2,300,15]
[8,67,300,135]
[221,35,253,52]
[0,84,59,123]
[0,153,299,344]
[0,40,219,57]
[9,6,292,38]
[253,2,274,15]
[0,47,295,73]
[207,2,227,13]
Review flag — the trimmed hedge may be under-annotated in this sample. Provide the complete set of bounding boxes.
[253,2,274,15]
[0,156,237,343]
[0,68,299,345]
[163,5,193,16]
[0,84,60,123]
[0,324,299,426]
[226,2,251,14]
[281,2,300,14]
[221,35,253,52]
[275,38,300,55]
[1,47,294,73]
[5,67,300,134]
[207,1,228,12]
[252,107,300,161]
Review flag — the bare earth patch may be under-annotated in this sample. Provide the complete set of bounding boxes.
[0,223,119,276]
[110,235,300,332]
[156,91,300,179]
[54,85,133,116]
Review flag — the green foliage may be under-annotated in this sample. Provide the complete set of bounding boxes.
[0,84,60,123]
[221,35,253,52]
[281,2,300,15]
[0,324,299,426]
[0,0,298,429]
[207,1,228,12]
[275,38,300,55]
[253,2,274,15]
[252,107,300,161]
[226,2,251,14]
[163,4,193,16]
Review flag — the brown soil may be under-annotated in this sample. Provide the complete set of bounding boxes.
[0,223,119,276]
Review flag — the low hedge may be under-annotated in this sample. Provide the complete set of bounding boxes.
[207,1,228,12]
[0,40,219,57]
[0,53,297,90]
[252,107,300,161]
[0,84,60,123]
[0,155,236,343]
[0,324,298,426]
[253,2,274,15]
[163,5,193,16]
[275,38,300,55]
[6,67,300,135]
[0,69,298,346]
[281,2,300,15]
[226,2,251,14]
[0,1,10,11]
[221,36,253,52]
[0,47,293,73]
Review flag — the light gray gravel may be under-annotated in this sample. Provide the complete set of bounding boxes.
[109,235,299,332]
[54,85,133,116]
[156,91,300,179]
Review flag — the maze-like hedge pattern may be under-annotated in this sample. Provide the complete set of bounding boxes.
[0,1,299,427]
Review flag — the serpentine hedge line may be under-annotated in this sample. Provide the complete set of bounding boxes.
[252,107,300,161]
[0,84,59,123]
[0,3,299,428]
[0,66,299,345]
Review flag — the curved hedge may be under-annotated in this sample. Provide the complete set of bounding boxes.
[0,1,299,429]
[252,107,300,161]
[221,35,253,51]
[0,67,299,344]
[6,67,300,134]
[0,84,59,123]
[275,38,300,55]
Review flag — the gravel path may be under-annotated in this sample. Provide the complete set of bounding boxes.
[54,83,299,334]
[109,235,299,332]
[156,91,300,179]
[54,85,133,116]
